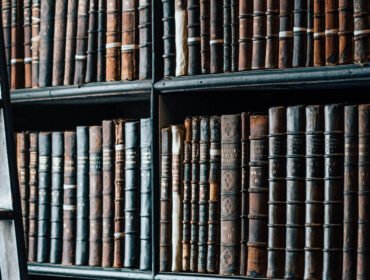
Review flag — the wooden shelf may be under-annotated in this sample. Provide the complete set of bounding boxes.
[155,272,269,280]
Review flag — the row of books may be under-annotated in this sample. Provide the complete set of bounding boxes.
[2,0,151,90]
[160,105,367,279]
[163,0,370,77]
[16,118,152,270]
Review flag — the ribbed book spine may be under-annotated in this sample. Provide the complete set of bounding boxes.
[210,0,223,73]
[231,0,238,71]
[292,0,307,67]
[279,0,293,68]
[31,0,40,88]
[23,0,32,87]
[238,0,253,71]
[265,0,279,69]
[96,0,106,82]
[353,0,369,63]
[162,0,175,77]
[200,0,210,74]
[306,0,314,66]
[339,0,353,64]
[313,0,325,66]
[175,0,188,76]
[2,0,12,80]
[85,0,98,83]
[106,0,120,81]
[138,0,152,79]
[187,0,201,75]
[223,0,231,72]
[325,0,339,65]
[11,0,25,89]
[251,0,266,69]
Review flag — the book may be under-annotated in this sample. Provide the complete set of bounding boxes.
[230,0,238,71]
[306,0,314,66]
[138,0,152,79]
[23,0,32,87]
[11,0,25,89]
[238,0,253,71]
[279,0,293,68]
[251,0,266,69]
[96,0,106,82]
[313,0,325,66]
[210,0,223,73]
[2,0,12,80]
[187,0,201,75]
[85,0,99,83]
[292,0,307,67]
[353,0,369,63]
[325,0,339,65]
[223,0,231,72]
[106,0,121,81]
[338,0,353,64]
[162,0,176,77]
[200,0,210,74]
[220,114,240,275]
[265,0,279,69]
[174,0,188,76]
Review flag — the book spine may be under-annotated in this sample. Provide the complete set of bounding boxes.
[313,0,325,66]
[138,0,152,79]
[62,131,77,265]
[187,0,201,75]
[96,0,106,82]
[304,105,324,280]
[49,132,64,264]
[160,127,172,272]
[124,121,140,268]
[28,133,38,261]
[106,0,120,81]
[63,0,78,85]
[220,114,241,275]
[279,0,293,68]
[11,0,25,89]
[52,0,67,86]
[38,0,54,87]
[36,132,51,263]
[171,125,184,272]
[284,106,305,279]
[121,0,139,80]
[175,0,188,76]
[31,0,40,88]
[342,105,358,279]
[325,0,339,65]
[102,120,115,268]
[247,115,268,278]
[231,0,238,71]
[223,0,231,72]
[200,0,210,74]
[292,0,307,67]
[89,126,103,266]
[23,0,32,87]
[323,104,344,279]
[252,0,266,70]
[113,120,125,268]
[2,0,12,80]
[265,0,279,69]
[162,0,175,77]
[74,0,89,85]
[338,0,353,64]
[140,118,152,270]
[353,0,369,63]
[85,0,98,83]
[75,126,89,266]
[210,0,223,73]
[266,107,286,279]
[306,0,314,66]
[238,0,253,71]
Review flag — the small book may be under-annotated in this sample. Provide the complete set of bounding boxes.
[31,0,40,88]
[292,0,307,67]
[279,0,293,68]
[96,0,106,82]
[187,0,201,75]
[353,0,369,63]
[2,0,12,80]
[238,0,253,71]
[11,0,25,89]
[23,0,32,87]
[230,0,238,72]
[325,0,339,65]
[338,0,353,64]
[223,0,231,72]
[251,0,266,69]
[162,0,176,77]
[85,0,99,83]
[174,0,188,76]
[210,0,223,73]
[200,0,210,74]
[138,0,152,79]
[313,0,325,66]
[106,0,121,81]
[265,0,279,69]
[306,0,314,66]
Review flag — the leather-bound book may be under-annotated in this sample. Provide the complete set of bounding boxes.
[220,114,241,276]
[304,105,324,280]
[160,127,172,272]
[31,0,40,88]
[62,131,77,266]
[200,0,210,73]
[251,0,266,69]
[49,132,64,264]
[113,120,125,268]
[223,0,231,72]
[278,0,293,68]
[138,0,152,79]
[247,115,268,278]
[231,0,238,71]
[353,0,369,63]
[89,126,103,266]
[182,118,191,272]
[306,0,313,66]
[38,0,55,87]
[171,125,184,272]
[313,0,325,66]
[162,0,175,77]
[28,133,38,262]
[238,0,253,71]
[174,0,188,76]
[11,0,25,89]
[240,112,250,276]
[24,0,32,87]
[207,116,220,273]
[325,0,339,65]
[75,126,89,266]
[2,0,12,80]
[187,0,201,75]
[102,121,115,268]
[51,0,67,86]
[63,0,78,85]
[106,0,121,81]
[338,0,353,64]
[37,132,51,263]
[140,118,152,270]
[285,106,305,279]
[210,0,223,73]
[74,0,89,85]
[266,107,286,279]
[96,0,106,82]
[342,106,358,280]
[124,121,140,268]
[292,0,307,67]
[323,104,344,279]
[265,0,279,69]
[85,0,98,83]
[121,0,138,80]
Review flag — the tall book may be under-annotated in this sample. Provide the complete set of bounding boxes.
[210,0,223,73]
[62,131,77,265]
[160,127,172,272]
[279,0,293,68]
[23,0,32,87]
[124,121,140,268]
[31,0,40,88]
[313,0,325,66]
[140,118,152,270]
[121,0,138,80]
[96,0,106,82]
[353,0,369,63]
[251,0,266,69]
[323,104,344,279]
[89,126,103,266]
[138,0,152,79]
[220,114,240,275]
[85,0,99,83]
[266,107,286,279]
[304,105,324,280]
[200,0,210,74]
[187,0,201,75]
[174,0,188,76]
[230,0,238,71]
[338,0,353,64]
[49,132,64,264]
[306,0,313,66]
[171,125,184,272]
[223,0,231,72]
[238,0,253,71]
[38,0,55,87]
[247,115,268,278]
[265,0,279,69]
[102,121,115,268]
[75,126,89,266]
[52,0,67,86]
[284,106,305,279]
[292,0,307,67]
[325,0,339,65]
[2,0,12,80]
[106,0,121,81]
[162,0,175,77]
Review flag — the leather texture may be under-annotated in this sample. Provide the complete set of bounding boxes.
[24,0,32,87]
[106,0,121,81]
[325,0,339,65]
[175,0,188,76]
[85,0,99,83]
[162,0,176,77]
[292,0,307,67]
[279,0,293,68]
[187,0,201,75]
[138,0,152,79]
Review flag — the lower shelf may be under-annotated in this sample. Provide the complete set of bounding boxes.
[155,272,269,280]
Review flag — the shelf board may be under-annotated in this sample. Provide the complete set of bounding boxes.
[155,272,269,280]
[155,64,370,93]
[28,263,152,280]
[11,80,152,105]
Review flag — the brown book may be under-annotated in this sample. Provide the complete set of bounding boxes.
[138,0,151,79]
[210,0,223,73]
[306,0,313,66]
[31,0,40,88]
[325,0,339,65]
[23,0,32,87]
[175,0,188,76]
[187,0,201,75]
[279,0,293,68]
[11,0,25,89]
[96,0,106,82]
[238,0,253,71]
[339,0,353,64]
[251,0,266,69]
[313,0,325,66]
[2,0,12,79]
[200,0,210,74]
[223,0,231,72]
[121,0,138,80]
[353,0,369,63]
[105,0,121,81]
[85,0,99,83]
[292,0,307,67]
[265,0,279,69]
